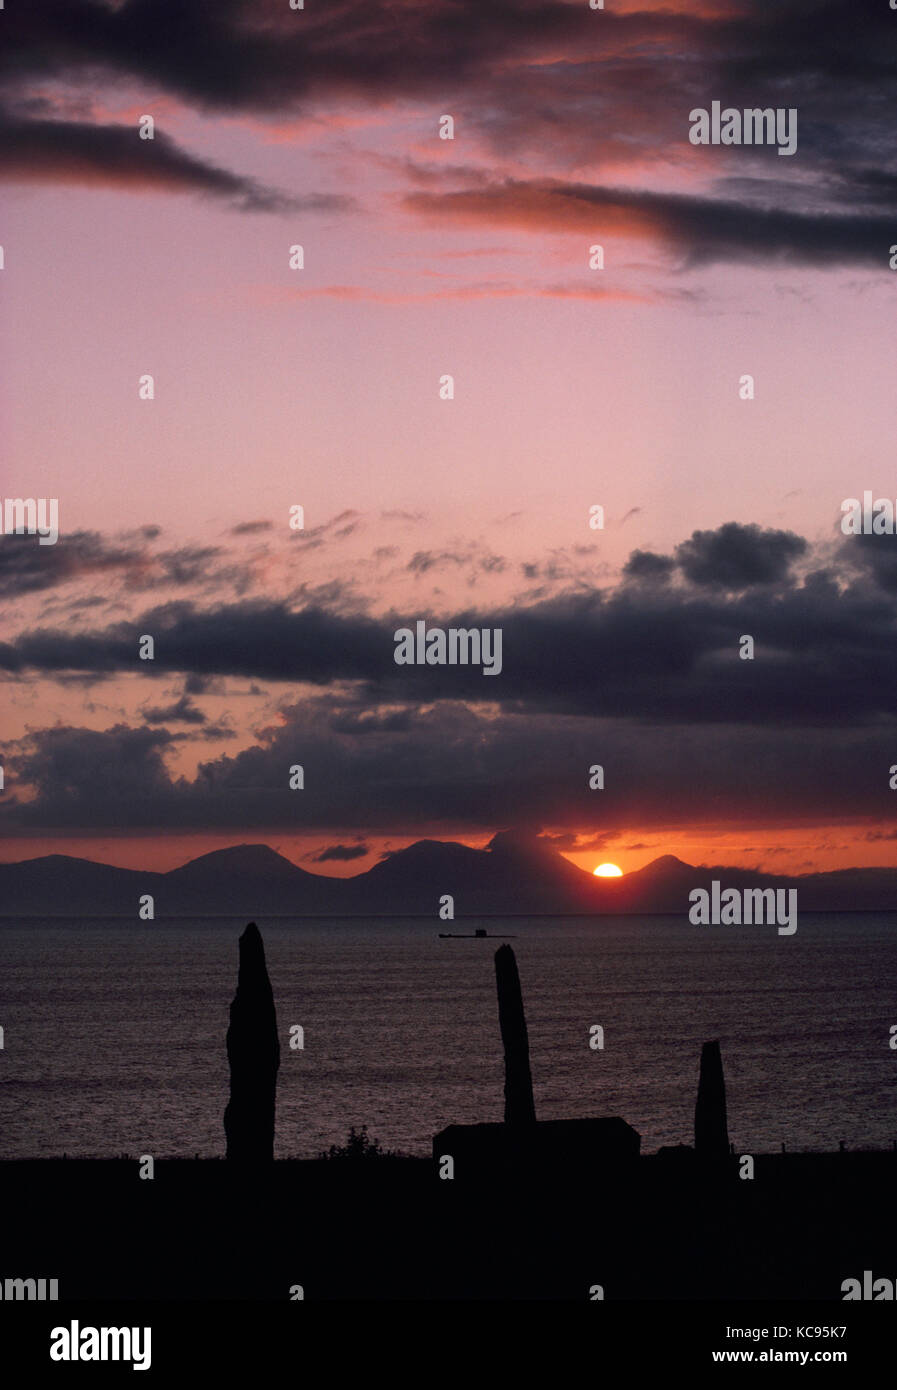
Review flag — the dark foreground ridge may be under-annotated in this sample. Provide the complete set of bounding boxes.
[2,928,894,1301]
[2,1152,893,1300]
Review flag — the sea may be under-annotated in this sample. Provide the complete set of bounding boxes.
[1,914,895,1160]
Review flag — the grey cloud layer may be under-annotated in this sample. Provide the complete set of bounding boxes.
[2,2,895,262]
[3,523,896,726]
[4,517,897,834]
[4,699,895,835]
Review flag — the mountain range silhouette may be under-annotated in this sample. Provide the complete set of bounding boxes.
[2,831,896,916]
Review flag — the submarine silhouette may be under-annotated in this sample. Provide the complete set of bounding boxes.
[438,927,516,939]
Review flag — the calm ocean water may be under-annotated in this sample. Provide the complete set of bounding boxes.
[1,914,895,1159]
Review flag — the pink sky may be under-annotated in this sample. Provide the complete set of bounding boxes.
[3,1,897,878]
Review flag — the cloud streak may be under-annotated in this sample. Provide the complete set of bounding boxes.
[0,108,349,211]
[404,179,897,270]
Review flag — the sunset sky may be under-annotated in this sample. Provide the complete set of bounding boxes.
[2,0,897,877]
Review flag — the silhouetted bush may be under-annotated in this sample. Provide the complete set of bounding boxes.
[321,1125,388,1160]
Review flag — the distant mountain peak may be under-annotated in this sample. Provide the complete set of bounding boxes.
[381,838,480,860]
[3,837,895,918]
[191,843,280,860]
[166,844,303,878]
[638,854,695,873]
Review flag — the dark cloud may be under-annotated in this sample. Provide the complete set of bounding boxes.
[407,548,507,577]
[3,723,179,829]
[0,531,260,606]
[839,530,897,595]
[230,520,273,536]
[0,530,140,599]
[3,521,897,728]
[674,523,807,589]
[312,843,369,863]
[184,673,225,695]
[408,551,466,575]
[536,831,613,852]
[294,511,363,545]
[0,598,389,684]
[517,548,606,588]
[328,707,413,735]
[404,179,897,270]
[0,110,327,212]
[199,722,238,741]
[149,547,222,587]
[622,550,675,586]
[451,1,897,178]
[7,2,891,124]
[141,695,207,725]
[2,2,896,263]
[0,0,587,111]
[5,694,897,835]
[285,579,367,616]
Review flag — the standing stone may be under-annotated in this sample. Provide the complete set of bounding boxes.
[694,1039,729,1158]
[224,923,280,1163]
[494,945,536,1126]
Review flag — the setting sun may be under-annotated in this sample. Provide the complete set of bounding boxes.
[593,863,623,878]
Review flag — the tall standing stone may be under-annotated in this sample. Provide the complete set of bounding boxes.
[694,1039,729,1158]
[224,922,280,1163]
[494,945,536,1127]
